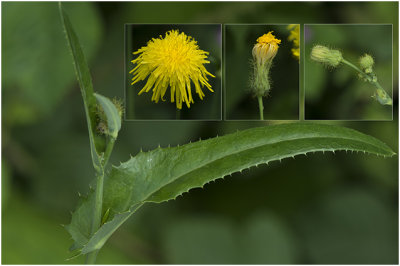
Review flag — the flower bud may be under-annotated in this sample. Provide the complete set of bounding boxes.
[97,121,108,135]
[359,54,374,74]
[112,98,124,119]
[310,45,343,67]
[95,98,124,136]
[251,63,271,97]
[250,32,281,97]
[252,32,281,66]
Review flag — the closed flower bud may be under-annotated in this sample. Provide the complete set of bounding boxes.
[252,32,281,66]
[112,98,124,119]
[95,98,124,136]
[310,45,343,67]
[252,63,271,97]
[359,54,374,74]
[250,32,281,97]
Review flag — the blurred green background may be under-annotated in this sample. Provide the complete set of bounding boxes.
[126,24,222,120]
[305,24,393,120]
[2,1,398,264]
[225,24,299,120]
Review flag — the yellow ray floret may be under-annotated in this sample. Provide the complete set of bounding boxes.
[252,31,281,65]
[130,30,215,109]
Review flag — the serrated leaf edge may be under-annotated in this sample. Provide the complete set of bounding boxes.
[147,147,393,204]
[67,124,396,256]
[75,146,394,255]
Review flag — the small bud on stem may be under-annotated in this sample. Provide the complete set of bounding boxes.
[359,54,374,74]
[250,32,281,120]
[310,45,343,67]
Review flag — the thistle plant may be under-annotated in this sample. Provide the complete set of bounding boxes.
[250,32,281,120]
[310,45,392,105]
[60,5,395,264]
[130,30,215,109]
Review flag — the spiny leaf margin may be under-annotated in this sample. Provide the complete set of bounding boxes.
[67,123,395,255]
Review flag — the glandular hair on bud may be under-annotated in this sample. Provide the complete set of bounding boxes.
[359,54,374,73]
[310,45,343,67]
[112,98,125,119]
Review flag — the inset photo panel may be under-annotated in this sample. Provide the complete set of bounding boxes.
[305,24,393,120]
[125,24,222,120]
[225,24,300,121]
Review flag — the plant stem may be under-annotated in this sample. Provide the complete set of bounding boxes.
[342,58,392,104]
[103,138,116,167]
[257,96,264,120]
[342,58,381,86]
[373,79,385,91]
[85,137,116,264]
[85,250,99,264]
[342,59,366,77]
[85,170,104,264]
[92,172,104,233]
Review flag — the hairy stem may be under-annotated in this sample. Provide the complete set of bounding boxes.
[257,96,264,120]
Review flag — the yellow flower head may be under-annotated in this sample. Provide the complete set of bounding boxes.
[287,24,300,61]
[252,31,281,65]
[130,30,215,109]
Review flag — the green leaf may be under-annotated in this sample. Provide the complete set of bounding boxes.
[65,192,94,252]
[81,203,143,254]
[94,93,121,139]
[59,3,102,172]
[67,123,395,255]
